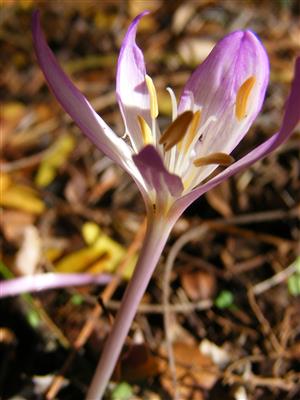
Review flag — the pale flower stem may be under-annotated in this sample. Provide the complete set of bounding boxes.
[86,215,174,400]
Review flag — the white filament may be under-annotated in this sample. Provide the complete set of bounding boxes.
[166,87,178,121]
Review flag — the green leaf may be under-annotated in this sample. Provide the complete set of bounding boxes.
[27,310,41,328]
[295,256,300,274]
[70,294,84,306]
[214,290,234,309]
[288,274,300,297]
[111,382,133,400]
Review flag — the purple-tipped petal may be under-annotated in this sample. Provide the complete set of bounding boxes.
[179,30,269,163]
[133,145,183,197]
[117,12,152,149]
[32,11,132,169]
[174,57,300,213]
[0,273,112,298]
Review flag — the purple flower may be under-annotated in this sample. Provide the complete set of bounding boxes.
[32,10,300,399]
[32,11,299,222]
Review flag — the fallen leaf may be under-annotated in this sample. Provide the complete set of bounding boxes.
[0,174,45,214]
[181,270,217,300]
[35,133,75,187]
[55,226,137,279]
[0,210,35,242]
[15,225,42,275]
[159,341,219,398]
[118,344,159,383]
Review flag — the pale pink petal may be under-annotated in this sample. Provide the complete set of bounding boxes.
[178,30,269,183]
[116,12,152,149]
[173,57,300,214]
[32,11,132,169]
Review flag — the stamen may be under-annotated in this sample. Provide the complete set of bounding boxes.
[159,111,194,151]
[183,110,201,153]
[174,113,215,175]
[193,152,235,167]
[145,75,159,119]
[137,115,153,144]
[166,87,178,121]
[235,76,256,121]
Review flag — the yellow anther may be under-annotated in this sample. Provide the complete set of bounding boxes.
[145,75,159,119]
[137,115,153,144]
[235,76,256,121]
[182,110,202,152]
[159,111,194,151]
[193,152,235,167]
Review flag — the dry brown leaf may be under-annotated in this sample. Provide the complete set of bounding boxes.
[117,343,160,383]
[206,180,232,217]
[0,210,35,242]
[159,341,219,398]
[181,270,217,301]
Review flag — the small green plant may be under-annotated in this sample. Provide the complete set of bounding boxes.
[111,382,133,400]
[214,290,235,309]
[287,257,300,297]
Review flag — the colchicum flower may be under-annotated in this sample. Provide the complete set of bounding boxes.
[33,10,300,399]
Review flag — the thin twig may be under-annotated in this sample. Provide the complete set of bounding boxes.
[248,289,284,354]
[252,258,299,295]
[0,148,52,172]
[107,298,212,314]
[162,225,209,400]
[224,354,300,391]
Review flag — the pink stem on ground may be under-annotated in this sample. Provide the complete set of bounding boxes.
[0,273,112,298]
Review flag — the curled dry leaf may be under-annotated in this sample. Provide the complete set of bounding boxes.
[116,343,159,383]
[15,225,42,275]
[159,341,219,399]
[0,210,35,242]
[181,269,217,300]
[35,133,75,188]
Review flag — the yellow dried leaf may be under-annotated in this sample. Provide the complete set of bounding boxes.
[88,235,137,279]
[44,248,64,263]
[35,133,75,187]
[1,174,12,192]
[0,175,45,215]
[91,235,125,272]
[82,222,102,246]
[120,254,138,281]
[55,229,137,279]
[2,102,26,121]
[55,247,104,273]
